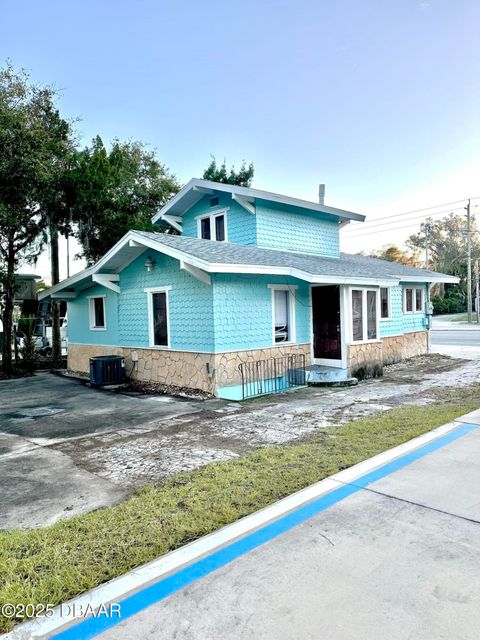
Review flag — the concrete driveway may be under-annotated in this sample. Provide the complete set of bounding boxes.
[89,416,480,640]
[0,372,226,529]
[1,352,479,530]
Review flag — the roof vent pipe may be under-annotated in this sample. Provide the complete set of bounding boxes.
[318,184,325,205]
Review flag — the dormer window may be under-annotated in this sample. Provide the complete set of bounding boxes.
[197,211,227,242]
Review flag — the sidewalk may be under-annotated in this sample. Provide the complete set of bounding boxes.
[431,313,480,331]
[9,408,480,640]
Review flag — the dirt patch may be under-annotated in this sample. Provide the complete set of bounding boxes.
[116,380,214,401]
[383,353,467,383]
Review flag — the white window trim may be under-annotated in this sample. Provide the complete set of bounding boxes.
[350,287,380,344]
[88,295,107,331]
[380,286,391,321]
[145,286,172,349]
[403,286,425,314]
[269,284,297,345]
[196,209,228,242]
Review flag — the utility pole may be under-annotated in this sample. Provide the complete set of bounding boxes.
[424,223,430,269]
[466,199,472,324]
[476,258,480,324]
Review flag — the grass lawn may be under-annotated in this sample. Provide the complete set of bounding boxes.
[1,387,480,632]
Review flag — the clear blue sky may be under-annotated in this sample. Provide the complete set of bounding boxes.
[1,0,480,275]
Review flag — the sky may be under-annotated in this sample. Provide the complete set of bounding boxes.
[1,0,480,281]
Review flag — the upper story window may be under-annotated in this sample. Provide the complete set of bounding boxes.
[351,289,378,342]
[197,210,227,242]
[269,285,296,344]
[380,287,390,320]
[404,286,424,313]
[89,296,106,330]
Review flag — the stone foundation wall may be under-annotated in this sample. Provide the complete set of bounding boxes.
[347,342,383,380]
[347,330,429,379]
[68,343,311,396]
[382,330,428,365]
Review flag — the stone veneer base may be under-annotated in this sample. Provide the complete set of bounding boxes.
[347,330,428,380]
[68,343,312,396]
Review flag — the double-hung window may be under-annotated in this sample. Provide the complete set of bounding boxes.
[198,211,227,242]
[351,289,378,342]
[270,285,296,344]
[145,287,171,347]
[89,296,106,330]
[403,287,424,313]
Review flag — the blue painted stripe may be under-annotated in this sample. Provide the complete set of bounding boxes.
[51,422,477,640]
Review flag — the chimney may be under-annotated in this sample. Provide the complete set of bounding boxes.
[318,184,325,205]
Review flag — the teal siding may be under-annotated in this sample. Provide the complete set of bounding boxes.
[67,284,119,345]
[181,192,257,246]
[118,252,215,351]
[379,283,428,337]
[255,200,340,257]
[212,274,310,351]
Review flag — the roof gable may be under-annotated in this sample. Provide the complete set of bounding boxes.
[152,178,366,226]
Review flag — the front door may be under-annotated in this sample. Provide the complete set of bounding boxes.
[312,285,342,361]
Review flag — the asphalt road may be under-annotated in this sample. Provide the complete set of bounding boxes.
[68,415,480,640]
[431,329,480,346]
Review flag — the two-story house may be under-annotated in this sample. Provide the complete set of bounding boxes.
[40,179,457,399]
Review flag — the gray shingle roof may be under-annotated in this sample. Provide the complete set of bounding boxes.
[134,231,454,282]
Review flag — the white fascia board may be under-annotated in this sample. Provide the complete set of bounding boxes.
[127,232,212,271]
[151,179,200,223]
[204,261,398,286]
[398,274,459,284]
[153,178,365,223]
[37,266,96,300]
[51,291,78,299]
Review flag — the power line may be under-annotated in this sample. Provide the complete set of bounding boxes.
[342,207,468,237]
[343,206,465,233]
[343,196,480,234]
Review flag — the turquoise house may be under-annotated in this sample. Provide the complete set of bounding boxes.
[40,179,457,398]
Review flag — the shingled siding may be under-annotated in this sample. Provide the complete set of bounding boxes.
[379,283,428,337]
[255,201,340,257]
[118,252,215,352]
[212,273,311,352]
[181,191,257,246]
[67,284,119,345]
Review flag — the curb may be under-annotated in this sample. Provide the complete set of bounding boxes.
[6,409,480,639]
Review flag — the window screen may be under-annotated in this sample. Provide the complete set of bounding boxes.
[200,218,211,240]
[352,290,363,341]
[152,292,168,346]
[274,290,289,342]
[215,215,225,241]
[367,290,377,339]
[415,288,423,312]
[405,288,413,312]
[93,297,105,328]
[380,287,389,319]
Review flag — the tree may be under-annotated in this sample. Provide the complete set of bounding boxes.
[407,214,480,297]
[202,156,254,187]
[0,63,69,374]
[69,137,179,265]
[368,244,419,266]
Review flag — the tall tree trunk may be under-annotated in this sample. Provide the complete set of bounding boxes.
[1,241,15,374]
[49,220,61,365]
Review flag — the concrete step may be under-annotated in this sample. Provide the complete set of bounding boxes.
[305,365,358,387]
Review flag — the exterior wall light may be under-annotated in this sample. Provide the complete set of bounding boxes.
[144,256,156,272]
